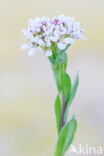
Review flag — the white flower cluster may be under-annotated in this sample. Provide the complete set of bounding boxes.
[21,15,85,56]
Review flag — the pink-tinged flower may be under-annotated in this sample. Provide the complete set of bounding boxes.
[21,15,85,56]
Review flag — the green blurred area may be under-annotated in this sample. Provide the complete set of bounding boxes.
[0,0,104,155]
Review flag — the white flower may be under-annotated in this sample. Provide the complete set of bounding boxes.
[50,35,58,42]
[78,35,87,40]
[22,29,33,39]
[63,38,74,44]
[21,14,85,56]
[35,27,41,33]
[38,39,45,46]
[28,48,36,56]
[44,36,51,47]
[45,50,52,56]
[59,27,67,35]
[54,29,60,38]
[38,47,44,53]
[46,40,51,47]
[57,42,66,50]
[21,44,29,50]
[32,36,39,43]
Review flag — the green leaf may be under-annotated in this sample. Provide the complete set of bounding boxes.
[58,44,71,56]
[54,67,71,103]
[53,65,62,92]
[64,73,79,121]
[56,52,67,71]
[61,71,71,103]
[55,116,77,156]
[55,95,61,135]
[49,44,70,70]
[48,55,55,65]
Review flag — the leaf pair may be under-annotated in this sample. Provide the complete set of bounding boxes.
[54,73,79,156]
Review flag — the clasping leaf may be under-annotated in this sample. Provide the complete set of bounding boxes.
[55,95,61,135]
[55,116,77,156]
[64,73,79,121]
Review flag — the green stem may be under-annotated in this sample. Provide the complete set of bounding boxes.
[54,61,67,132]
[49,49,69,132]
[60,93,66,130]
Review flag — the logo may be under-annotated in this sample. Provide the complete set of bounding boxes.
[66,144,104,155]
[69,144,79,154]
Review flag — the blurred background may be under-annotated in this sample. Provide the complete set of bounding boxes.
[0,0,104,155]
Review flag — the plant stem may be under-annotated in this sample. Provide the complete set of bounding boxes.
[49,52,68,131]
[60,93,66,130]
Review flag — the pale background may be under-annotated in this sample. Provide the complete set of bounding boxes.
[0,0,104,155]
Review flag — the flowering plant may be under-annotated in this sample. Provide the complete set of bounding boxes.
[21,15,85,156]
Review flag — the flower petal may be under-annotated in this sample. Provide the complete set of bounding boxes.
[45,50,52,56]
[63,38,74,44]
[38,47,44,53]
[21,44,29,50]
[28,48,36,56]
[57,42,66,50]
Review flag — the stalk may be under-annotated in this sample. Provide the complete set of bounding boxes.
[50,52,69,132]
[60,93,66,130]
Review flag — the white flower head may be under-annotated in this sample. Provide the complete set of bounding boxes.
[21,15,85,56]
